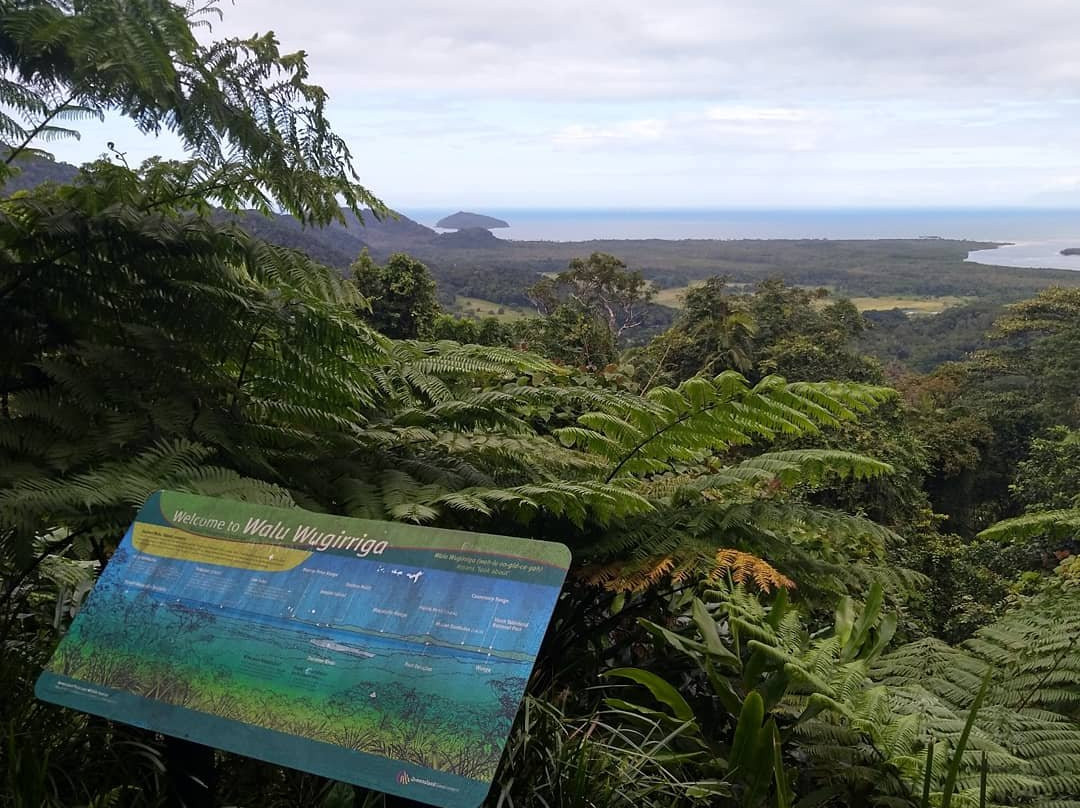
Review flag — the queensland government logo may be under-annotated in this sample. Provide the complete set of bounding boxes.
[396,771,411,786]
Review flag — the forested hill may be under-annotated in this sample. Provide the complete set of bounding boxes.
[0,153,78,191]
[0,154,442,267]
[214,208,439,268]
[7,156,1080,313]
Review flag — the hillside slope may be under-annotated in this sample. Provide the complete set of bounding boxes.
[5,156,1078,314]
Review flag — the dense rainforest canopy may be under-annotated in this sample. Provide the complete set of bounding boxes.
[1,2,1078,808]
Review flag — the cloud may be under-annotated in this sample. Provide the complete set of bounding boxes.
[206,0,1080,101]
[552,104,823,152]
[41,1,1080,207]
[553,119,669,145]
[704,107,810,123]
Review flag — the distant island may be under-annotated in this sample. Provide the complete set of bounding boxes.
[1061,248,1080,256]
[436,211,509,229]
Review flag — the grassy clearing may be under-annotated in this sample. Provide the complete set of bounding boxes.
[848,295,969,314]
[452,296,530,321]
[652,282,704,308]
[652,281,752,308]
[653,283,966,316]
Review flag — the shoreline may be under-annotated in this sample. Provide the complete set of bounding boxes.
[494,235,1006,247]
[966,239,1080,271]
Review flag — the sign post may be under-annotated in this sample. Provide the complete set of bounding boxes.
[37,491,570,808]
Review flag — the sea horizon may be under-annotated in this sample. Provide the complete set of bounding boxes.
[403,206,1080,240]
[401,207,1080,270]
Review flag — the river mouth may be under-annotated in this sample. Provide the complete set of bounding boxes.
[966,239,1080,271]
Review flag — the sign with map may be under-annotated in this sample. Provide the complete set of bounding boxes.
[36,491,571,808]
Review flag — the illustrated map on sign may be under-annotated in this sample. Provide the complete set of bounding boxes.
[36,491,571,808]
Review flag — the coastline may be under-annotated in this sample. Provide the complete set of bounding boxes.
[966,239,1080,271]
[405,207,1080,243]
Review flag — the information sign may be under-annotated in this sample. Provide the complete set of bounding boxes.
[37,491,570,807]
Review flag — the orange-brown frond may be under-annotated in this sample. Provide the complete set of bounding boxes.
[580,550,789,595]
[639,556,675,591]
[709,548,795,593]
[588,555,678,593]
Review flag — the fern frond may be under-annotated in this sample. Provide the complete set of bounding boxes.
[978,509,1080,544]
[708,549,795,592]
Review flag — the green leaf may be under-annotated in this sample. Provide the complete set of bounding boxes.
[834,596,856,648]
[841,581,884,662]
[940,669,992,808]
[604,667,695,722]
[744,718,778,805]
[766,586,790,631]
[638,618,710,658]
[794,693,838,727]
[742,647,771,690]
[864,612,898,661]
[758,669,791,712]
[706,657,744,716]
[771,721,794,808]
[729,690,764,774]
[692,597,740,666]
[919,740,935,808]
[684,780,734,799]
[602,698,699,734]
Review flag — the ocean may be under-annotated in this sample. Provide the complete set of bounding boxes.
[404,208,1080,270]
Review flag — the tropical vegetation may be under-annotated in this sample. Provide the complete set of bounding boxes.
[1,2,1078,807]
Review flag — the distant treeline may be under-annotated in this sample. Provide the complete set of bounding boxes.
[8,155,1080,316]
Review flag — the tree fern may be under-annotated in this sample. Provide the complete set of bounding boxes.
[873,575,1080,807]
[622,578,1080,807]
[556,371,893,481]
[0,0,381,221]
[978,509,1080,545]
[544,371,904,599]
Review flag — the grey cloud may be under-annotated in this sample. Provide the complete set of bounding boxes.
[210,0,1080,99]
[46,0,1080,207]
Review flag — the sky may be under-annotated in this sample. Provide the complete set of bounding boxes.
[43,0,1080,210]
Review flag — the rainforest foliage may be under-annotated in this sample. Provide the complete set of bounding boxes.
[2,3,1079,808]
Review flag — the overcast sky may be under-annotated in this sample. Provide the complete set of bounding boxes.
[46,0,1080,209]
